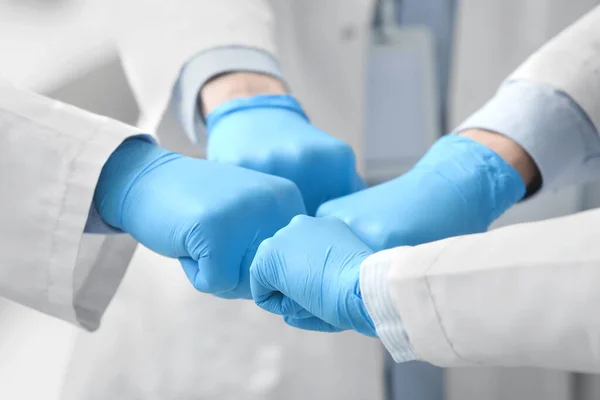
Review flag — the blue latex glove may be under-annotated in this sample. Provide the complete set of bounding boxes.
[206,94,365,215]
[317,134,527,251]
[94,137,306,299]
[250,215,376,336]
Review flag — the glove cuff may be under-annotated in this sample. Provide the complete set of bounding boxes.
[417,135,526,225]
[94,137,173,230]
[205,94,309,135]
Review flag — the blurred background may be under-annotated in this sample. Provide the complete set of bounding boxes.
[1,0,599,399]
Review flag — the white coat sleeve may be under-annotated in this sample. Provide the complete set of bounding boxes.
[0,77,140,331]
[361,208,600,373]
[111,0,280,142]
[455,5,600,192]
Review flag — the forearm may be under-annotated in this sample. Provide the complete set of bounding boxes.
[458,129,540,190]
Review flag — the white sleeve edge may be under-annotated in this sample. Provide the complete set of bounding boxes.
[360,255,417,362]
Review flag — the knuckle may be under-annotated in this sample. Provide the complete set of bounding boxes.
[256,236,276,254]
[240,155,273,172]
[220,150,275,173]
[278,177,303,198]
[289,214,311,226]
[284,146,309,163]
[253,152,278,172]
[315,200,338,217]
[329,141,355,163]
[320,215,347,227]
[327,212,357,229]
[365,224,394,251]
[261,174,294,194]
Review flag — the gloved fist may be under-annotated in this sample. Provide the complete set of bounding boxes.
[206,94,365,215]
[94,137,306,299]
[317,135,526,251]
[250,215,376,336]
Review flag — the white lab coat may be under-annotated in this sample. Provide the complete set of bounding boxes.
[364,207,600,372]
[0,77,139,330]
[446,2,600,399]
[49,1,600,400]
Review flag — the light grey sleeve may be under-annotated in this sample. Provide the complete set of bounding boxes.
[172,46,285,144]
[510,5,600,132]
[454,80,600,191]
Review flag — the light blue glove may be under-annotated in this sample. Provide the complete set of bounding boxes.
[317,134,527,251]
[250,215,376,336]
[94,137,306,299]
[206,94,365,216]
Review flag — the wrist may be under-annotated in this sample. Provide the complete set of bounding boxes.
[459,129,540,188]
[418,135,526,223]
[200,72,287,117]
[94,138,171,230]
[205,94,309,134]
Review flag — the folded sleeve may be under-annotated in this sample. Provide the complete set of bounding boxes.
[0,78,141,330]
[455,6,600,192]
[360,259,416,362]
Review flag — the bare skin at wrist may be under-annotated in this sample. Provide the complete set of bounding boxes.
[459,129,540,187]
[200,72,287,117]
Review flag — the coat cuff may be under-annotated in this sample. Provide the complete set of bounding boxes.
[379,238,476,368]
[51,119,142,331]
[84,134,156,235]
[454,80,600,192]
[360,253,416,362]
[172,46,285,144]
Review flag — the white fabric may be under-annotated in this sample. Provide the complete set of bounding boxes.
[110,0,277,137]
[510,5,600,133]
[360,258,416,362]
[363,208,600,372]
[0,77,139,330]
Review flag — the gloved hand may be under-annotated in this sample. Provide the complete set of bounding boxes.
[250,215,376,336]
[317,134,526,251]
[206,94,365,215]
[94,137,306,299]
